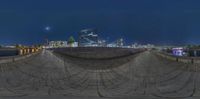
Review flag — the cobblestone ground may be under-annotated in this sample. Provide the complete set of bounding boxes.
[0,49,199,99]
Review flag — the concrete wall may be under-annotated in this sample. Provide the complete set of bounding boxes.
[0,52,40,64]
[156,52,200,64]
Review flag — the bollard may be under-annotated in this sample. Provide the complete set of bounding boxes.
[24,49,27,55]
[35,48,39,52]
[19,49,23,55]
[31,48,35,53]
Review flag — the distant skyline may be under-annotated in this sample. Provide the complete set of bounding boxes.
[0,0,200,45]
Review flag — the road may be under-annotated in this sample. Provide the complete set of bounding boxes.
[0,49,199,99]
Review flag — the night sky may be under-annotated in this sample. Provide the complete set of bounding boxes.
[0,0,200,45]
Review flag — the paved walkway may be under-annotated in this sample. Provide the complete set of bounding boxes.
[0,50,199,99]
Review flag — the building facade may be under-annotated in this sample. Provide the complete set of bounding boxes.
[48,41,68,48]
[98,39,107,47]
[188,49,200,57]
[78,29,98,47]
[107,38,124,48]
[172,47,184,56]
[48,41,78,48]
[116,38,124,47]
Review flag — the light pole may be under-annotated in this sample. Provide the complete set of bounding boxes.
[44,26,51,48]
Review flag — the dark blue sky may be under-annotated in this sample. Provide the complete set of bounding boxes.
[0,0,200,45]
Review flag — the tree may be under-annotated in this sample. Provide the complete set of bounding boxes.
[68,36,75,44]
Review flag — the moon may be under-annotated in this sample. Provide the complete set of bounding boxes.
[45,26,51,31]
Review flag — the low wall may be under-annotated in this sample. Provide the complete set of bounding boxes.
[0,51,40,64]
[52,47,146,59]
[156,51,200,64]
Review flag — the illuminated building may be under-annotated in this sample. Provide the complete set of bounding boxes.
[78,29,98,47]
[172,47,184,56]
[48,41,68,48]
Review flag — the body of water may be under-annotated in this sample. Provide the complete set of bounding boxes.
[0,49,18,57]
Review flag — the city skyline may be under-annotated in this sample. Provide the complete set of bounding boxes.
[0,0,200,45]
